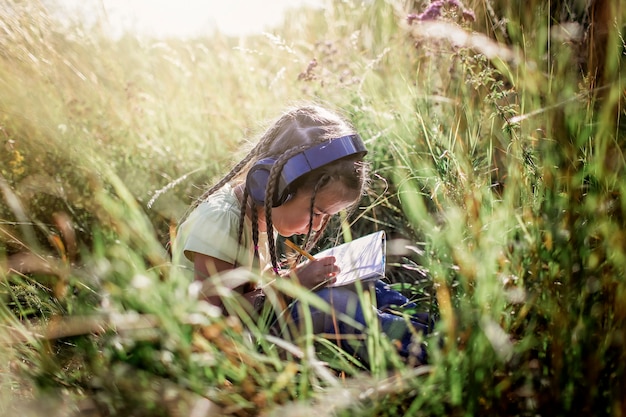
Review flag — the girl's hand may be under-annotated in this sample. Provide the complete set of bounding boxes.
[293,256,340,289]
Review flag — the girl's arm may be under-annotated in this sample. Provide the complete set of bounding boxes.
[193,252,260,310]
[193,251,340,309]
[193,252,232,307]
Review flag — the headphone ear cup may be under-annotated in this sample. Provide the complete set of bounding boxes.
[246,158,276,206]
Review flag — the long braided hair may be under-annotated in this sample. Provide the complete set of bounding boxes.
[186,104,369,272]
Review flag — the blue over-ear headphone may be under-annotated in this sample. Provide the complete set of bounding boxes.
[246,134,367,207]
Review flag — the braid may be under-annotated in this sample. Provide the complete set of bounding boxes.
[289,183,330,267]
[306,216,329,251]
[264,144,313,273]
[251,204,260,271]
[303,176,332,252]
[233,185,250,269]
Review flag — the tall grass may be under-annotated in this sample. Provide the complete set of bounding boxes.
[1,0,625,415]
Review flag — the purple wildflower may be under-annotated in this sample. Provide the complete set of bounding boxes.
[411,0,445,22]
[407,0,476,23]
[462,8,476,22]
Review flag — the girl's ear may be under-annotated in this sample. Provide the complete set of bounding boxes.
[280,190,294,204]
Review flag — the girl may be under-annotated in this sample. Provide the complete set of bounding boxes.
[173,104,431,364]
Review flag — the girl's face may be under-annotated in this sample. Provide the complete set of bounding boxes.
[270,182,358,237]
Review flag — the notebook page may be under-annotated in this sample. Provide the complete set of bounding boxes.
[314,231,386,287]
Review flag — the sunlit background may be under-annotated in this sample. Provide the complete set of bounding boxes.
[46,0,325,37]
[3,1,624,415]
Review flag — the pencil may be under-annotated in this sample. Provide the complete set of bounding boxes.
[284,239,316,261]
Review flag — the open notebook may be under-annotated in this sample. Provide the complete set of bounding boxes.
[314,230,386,287]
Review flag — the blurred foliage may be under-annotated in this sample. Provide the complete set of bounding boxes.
[1,0,625,416]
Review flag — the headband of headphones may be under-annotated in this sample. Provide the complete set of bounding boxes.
[246,134,367,207]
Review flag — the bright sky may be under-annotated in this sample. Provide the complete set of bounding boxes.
[49,0,325,38]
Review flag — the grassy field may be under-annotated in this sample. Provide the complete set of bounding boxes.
[1,0,625,416]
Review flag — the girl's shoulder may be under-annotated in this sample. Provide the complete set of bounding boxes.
[186,184,241,228]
